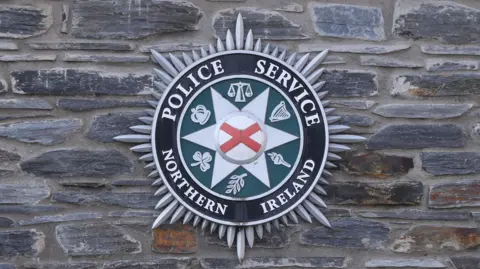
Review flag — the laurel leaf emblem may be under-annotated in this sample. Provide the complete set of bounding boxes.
[225,173,247,195]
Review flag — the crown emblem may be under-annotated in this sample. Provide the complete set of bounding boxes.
[191,104,211,125]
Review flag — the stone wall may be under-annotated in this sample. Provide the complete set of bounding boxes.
[0,0,479,268]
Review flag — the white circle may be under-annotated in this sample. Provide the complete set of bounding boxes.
[215,112,267,165]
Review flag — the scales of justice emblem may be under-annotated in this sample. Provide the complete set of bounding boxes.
[115,13,365,261]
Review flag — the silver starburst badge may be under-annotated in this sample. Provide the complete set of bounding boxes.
[115,13,365,261]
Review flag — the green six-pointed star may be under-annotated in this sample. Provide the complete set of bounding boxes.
[179,77,303,199]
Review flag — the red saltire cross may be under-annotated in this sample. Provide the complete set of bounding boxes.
[219,122,261,153]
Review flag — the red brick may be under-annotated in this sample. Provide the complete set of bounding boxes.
[152,224,196,254]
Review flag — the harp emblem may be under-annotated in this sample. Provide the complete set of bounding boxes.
[269,101,291,122]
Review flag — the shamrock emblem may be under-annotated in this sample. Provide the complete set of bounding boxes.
[190,151,212,172]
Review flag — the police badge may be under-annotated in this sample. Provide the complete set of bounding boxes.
[115,13,365,260]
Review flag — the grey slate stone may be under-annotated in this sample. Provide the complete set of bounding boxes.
[0,169,14,178]
[0,5,52,38]
[19,212,103,226]
[393,74,480,98]
[393,0,480,44]
[472,109,480,117]
[330,100,376,110]
[28,42,135,51]
[324,181,423,205]
[365,258,446,268]
[301,219,389,250]
[111,179,153,186]
[0,230,45,258]
[425,59,478,71]
[103,259,192,269]
[429,180,480,209]
[21,149,134,178]
[450,256,480,269]
[299,43,411,54]
[11,69,153,96]
[472,123,480,143]
[111,219,154,235]
[0,54,56,62]
[0,42,18,50]
[0,152,17,163]
[422,45,480,55]
[140,43,207,53]
[71,0,202,39]
[322,208,351,219]
[373,104,472,119]
[0,264,15,269]
[0,205,66,215]
[57,99,148,112]
[213,8,308,40]
[0,184,50,204]
[99,192,156,209]
[367,124,465,149]
[339,115,373,127]
[56,223,141,256]
[322,70,378,97]
[0,79,7,93]
[421,152,480,176]
[86,112,144,143]
[357,209,469,221]
[322,56,346,65]
[108,210,158,218]
[25,262,97,269]
[51,191,156,209]
[470,212,480,222]
[0,217,14,228]
[0,113,53,122]
[51,191,98,205]
[304,54,346,65]
[0,98,52,110]
[58,181,106,188]
[310,4,385,41]
[206,225,300,249]
[63,54,149,63]
[200,257,347,269]
[0,119,82,145]
[360,56,423,68]
[275,3,304,13]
